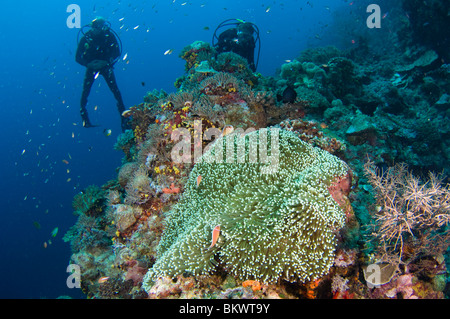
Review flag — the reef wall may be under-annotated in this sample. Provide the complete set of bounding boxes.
[65,33,450,299]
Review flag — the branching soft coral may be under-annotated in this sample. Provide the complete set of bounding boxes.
[364,159,450,264]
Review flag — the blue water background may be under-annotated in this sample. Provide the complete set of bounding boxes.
[0,0,385,298]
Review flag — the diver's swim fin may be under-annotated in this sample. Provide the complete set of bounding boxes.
[82,120,100,128]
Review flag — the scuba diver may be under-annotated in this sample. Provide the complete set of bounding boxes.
[75,17,129,132]
[212,19,260,72]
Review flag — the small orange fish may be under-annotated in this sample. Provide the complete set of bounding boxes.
[196,175,202,187]
[209,225,220,248]
[121,110,132,117]
[62,159,69,165]
[222,125,234,137]
[98,276,110,284]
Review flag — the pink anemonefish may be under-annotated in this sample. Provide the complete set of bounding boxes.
[98,276,110,284]
[209,225,221,248]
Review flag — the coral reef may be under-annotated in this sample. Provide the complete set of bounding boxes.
[124,166,160,205]
[66,24,450,299]
[176,41,258,91]
[179,40,215,73]
[72,185,106,217]
[143,128,352,291]
[364,160,450,264]
[278,118,346,155]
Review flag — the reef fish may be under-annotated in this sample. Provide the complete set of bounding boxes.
[209,225,220,248]
[98,276,109,284]
[196,175,202,187]
[221,125,234,137]
[51,227,58,237]
[121,110,132,117]
[278,85,297,103]
[103,128,112,137]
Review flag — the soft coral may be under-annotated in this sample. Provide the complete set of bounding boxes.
[124,260,147,286]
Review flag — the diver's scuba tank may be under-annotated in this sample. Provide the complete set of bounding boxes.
[212,18,261,71]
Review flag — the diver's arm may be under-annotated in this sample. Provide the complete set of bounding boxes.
[75,37,88,66]
[107,31,121,65]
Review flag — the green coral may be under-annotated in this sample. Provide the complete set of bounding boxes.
[279,60,327,91]
[72,185,106,216]
[143,128,350,290]
[114,130,136,162]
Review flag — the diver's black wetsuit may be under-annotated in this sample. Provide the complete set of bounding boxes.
[215,26,256,72]
[76,27,126,129]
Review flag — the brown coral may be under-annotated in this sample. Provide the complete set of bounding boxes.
[125,166,155,205]
[241,89,273,128]
[190,95,225,126]
[166,91,198,111]
[199,72,241,105]
[364,160,450,264]
[123,103,156,144]
[113,204,140,232]
[279,118,346,154]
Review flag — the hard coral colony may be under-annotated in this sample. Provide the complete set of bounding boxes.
[65,2,450,298]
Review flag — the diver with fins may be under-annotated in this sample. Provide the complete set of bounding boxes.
[75,17,129,132]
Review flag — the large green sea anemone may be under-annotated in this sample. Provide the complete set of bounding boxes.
[143,128,352,291]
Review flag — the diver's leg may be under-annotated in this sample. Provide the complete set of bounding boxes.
[80,69,97,127]
[101,67,125,112]
[101,67,129,131]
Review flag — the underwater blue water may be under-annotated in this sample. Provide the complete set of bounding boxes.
[0,0,383,298]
